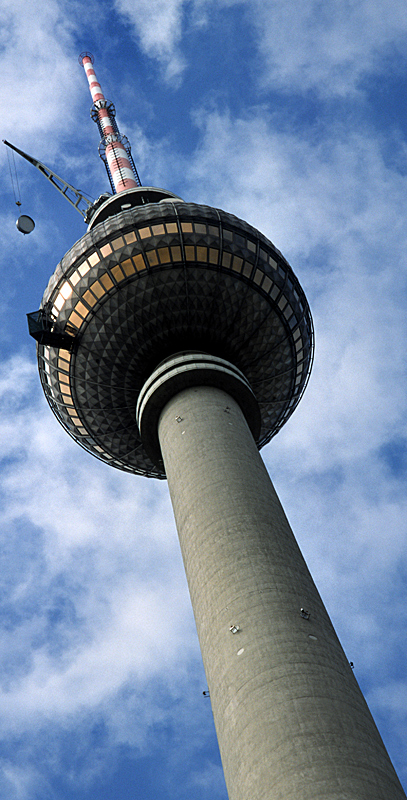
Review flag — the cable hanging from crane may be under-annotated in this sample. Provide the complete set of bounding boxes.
[6,144,21,207]
[4,140,36,234]
[3,139,96,223]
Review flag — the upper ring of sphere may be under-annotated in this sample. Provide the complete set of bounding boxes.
[37,198,314,478]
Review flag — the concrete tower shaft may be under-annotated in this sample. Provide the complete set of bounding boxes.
[138,355,407,800]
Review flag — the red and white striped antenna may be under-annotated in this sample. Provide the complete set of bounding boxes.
[79,52,142,194]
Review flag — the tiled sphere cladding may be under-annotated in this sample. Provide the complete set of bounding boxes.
[38,201,314,478]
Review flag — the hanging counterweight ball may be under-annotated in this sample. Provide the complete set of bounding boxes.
[16,215,35,235]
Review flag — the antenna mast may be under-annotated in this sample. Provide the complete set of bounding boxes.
[79,52,142,194]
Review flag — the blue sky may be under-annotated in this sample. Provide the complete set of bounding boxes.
[1,0,407,797]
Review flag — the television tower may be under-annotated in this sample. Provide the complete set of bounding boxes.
[28,54,406,800]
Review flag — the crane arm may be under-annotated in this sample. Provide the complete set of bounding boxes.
[3,139,93,218]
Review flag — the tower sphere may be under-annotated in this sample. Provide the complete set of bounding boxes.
[38,188,313,478]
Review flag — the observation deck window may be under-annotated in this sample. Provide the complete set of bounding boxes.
[133,254,146,271]
[88,252,100,266]
[158,247,171,264]
[60,281,74,300]
[78,262,91,278]
[151,223,165,236]
[111,236,125,250]
[100,273,114,290]
[83,289,99,307]
[121,258,136,276]
[146,250,159,267]
[170,246,182,262]
[111,264,126,281]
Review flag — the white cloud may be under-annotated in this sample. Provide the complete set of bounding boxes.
[0,0,83,148]
[218,0,407,96]
[0,762,48,800]
[113,0,407,96]
[0,349,225,788]
[114,0,187,81]
[0,356,199,736]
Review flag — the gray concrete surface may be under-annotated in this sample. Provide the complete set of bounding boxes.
[158,384,406,800]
